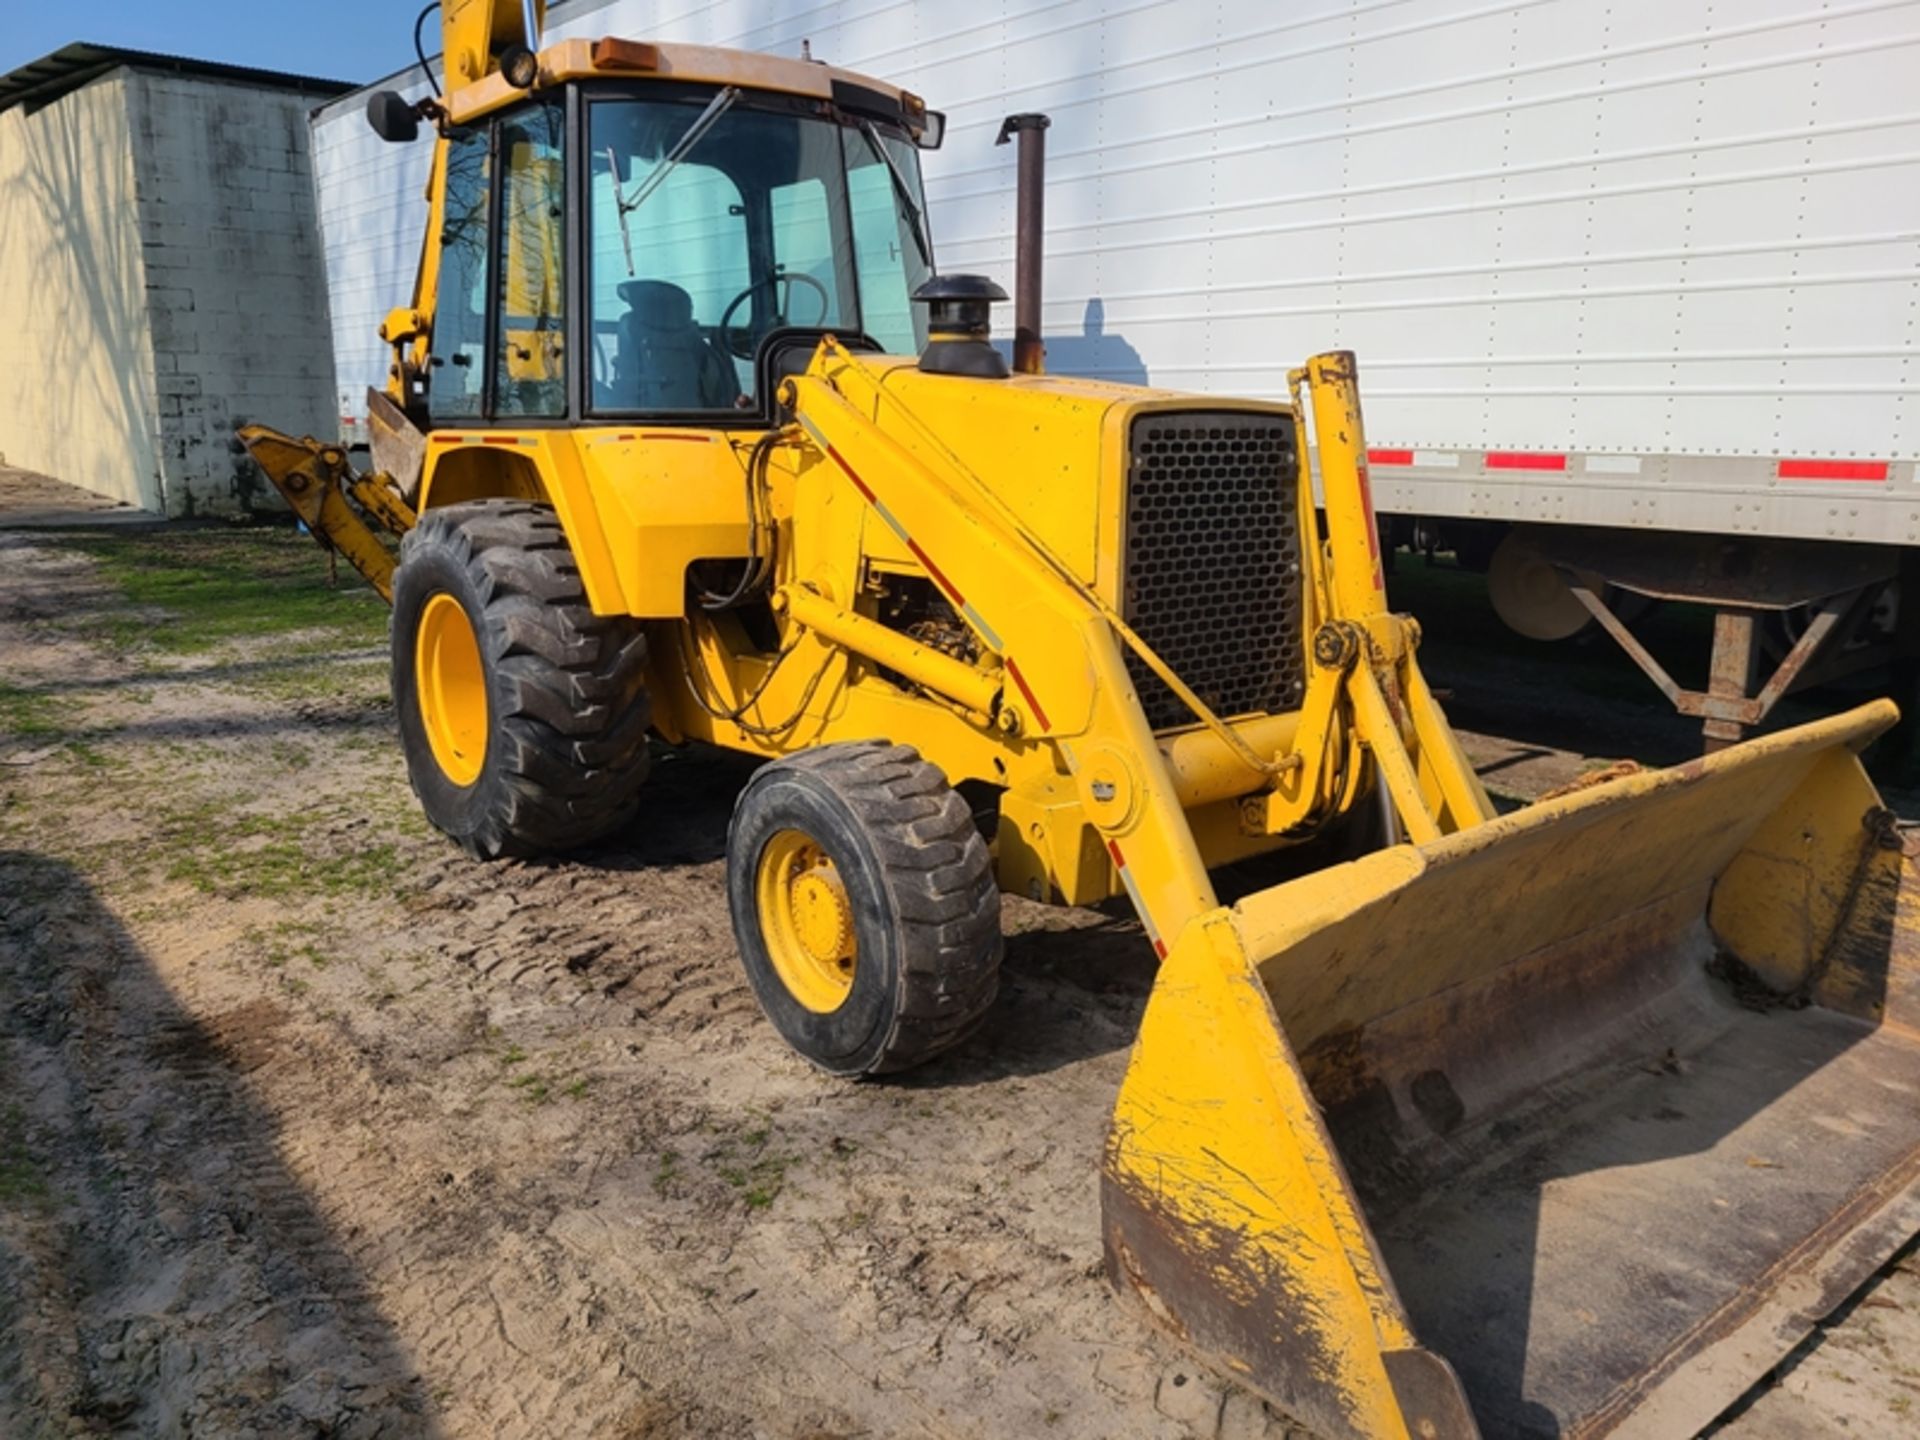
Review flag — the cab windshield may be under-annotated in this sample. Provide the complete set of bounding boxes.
[588,94,933,416]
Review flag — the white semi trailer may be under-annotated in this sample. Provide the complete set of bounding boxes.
[309,0,1920,746]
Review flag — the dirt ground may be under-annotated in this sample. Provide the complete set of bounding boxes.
[0,497,1915,1438]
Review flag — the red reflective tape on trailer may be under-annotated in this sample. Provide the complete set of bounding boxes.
[1007,657,1051,732]
[1367,448,1415,466]
[1779,459,1889,482]
[1152,937,1169,959]
[1485,451,1567,471]
[1106,838,1126,869]
[904,538,967,610]
[482,436,524,446]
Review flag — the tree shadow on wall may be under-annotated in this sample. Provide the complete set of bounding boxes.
[0,85,159,511]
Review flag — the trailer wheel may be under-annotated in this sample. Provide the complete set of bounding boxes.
[727,742,1002,1076]
[391,500,652,858]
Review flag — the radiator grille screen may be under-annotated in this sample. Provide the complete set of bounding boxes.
[1122,413,1305,731]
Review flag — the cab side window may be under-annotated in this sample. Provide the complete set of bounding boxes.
[496,102,567,418]
[428,126,492,420]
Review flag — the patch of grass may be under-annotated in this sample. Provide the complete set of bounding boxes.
[56,525,388,656]
[168,835,398,901]
[0,1106,49,1207]
[268,740,313,771]
[652,1149,681,1198]
[157,806,402,902]
[237,658,391,707]
[563,1078,590,1100]
[499,1044,528,1067]
[706,1123,795,1211]
[509,1073,551,1104]
[0,682,61,741]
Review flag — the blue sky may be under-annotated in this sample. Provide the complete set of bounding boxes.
[3,1,431,86]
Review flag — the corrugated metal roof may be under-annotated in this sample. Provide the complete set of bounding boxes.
[0,42,353,118]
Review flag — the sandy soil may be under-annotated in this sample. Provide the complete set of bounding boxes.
[0,521,1914,1439]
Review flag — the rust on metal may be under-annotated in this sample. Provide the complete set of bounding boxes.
[1102,1170,1422,1440]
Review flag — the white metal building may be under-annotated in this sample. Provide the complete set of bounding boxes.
[0,45,348,516]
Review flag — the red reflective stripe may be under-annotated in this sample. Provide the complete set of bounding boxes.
[1779,459,1889,482]
[1007,657,1051,733]
[825,442,877,504]
[482,436,523,446]
[904,538,967,610]
[640,432,713,443]
[1485,451,1567,471]
[821,439,972,609]
[1106,838,1166,955]
[1367,448,1414,466]
[1357,462,1381,566]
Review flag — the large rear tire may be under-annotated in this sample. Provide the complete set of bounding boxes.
[391,500,652,858]
[726,742,1002,1076]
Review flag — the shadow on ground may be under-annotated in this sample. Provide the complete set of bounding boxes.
[0,851,438,1437]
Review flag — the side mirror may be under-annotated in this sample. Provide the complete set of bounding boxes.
[915,111,947,150]
[366,91,420,145]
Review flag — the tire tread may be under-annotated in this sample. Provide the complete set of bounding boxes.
[397,501,651,857]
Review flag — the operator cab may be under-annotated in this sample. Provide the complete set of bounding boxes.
[415,74,938,428]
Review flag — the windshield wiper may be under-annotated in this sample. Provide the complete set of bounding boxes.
[608,86,741,276]
[858,119,933,271]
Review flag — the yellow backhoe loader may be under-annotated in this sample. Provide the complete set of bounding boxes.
[241,5,1920,1435]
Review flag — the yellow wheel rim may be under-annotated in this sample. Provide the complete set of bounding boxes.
[756,829,857,1013]
[415,592,488,787]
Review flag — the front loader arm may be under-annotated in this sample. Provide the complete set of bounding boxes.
[1249,353,1497,843]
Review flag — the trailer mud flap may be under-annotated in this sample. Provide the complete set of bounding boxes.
[1104,700,1920,1440]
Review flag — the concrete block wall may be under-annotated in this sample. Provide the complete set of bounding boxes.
[126,71,338,517]
[0,72,163,509]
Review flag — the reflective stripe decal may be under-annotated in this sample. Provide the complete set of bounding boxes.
[796,410,1016,676]
[1107,839,1168,959]
[1485,451,1568,471]
[1005,657,1051,733]
[1779,459,1889,482]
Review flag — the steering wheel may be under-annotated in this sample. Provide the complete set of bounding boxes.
[717,272,831,359]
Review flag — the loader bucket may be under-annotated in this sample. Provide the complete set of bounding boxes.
[1104,700,1920,1440]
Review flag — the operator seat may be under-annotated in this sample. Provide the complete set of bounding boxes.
[613,280,739,410]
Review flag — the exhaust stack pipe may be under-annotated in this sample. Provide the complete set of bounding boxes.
[996,113,1051,376]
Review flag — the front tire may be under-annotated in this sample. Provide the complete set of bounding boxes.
[391,500,652,858]
[727,742,1002,1076]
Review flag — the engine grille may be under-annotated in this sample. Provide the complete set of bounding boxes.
[1122,412,1305,731]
